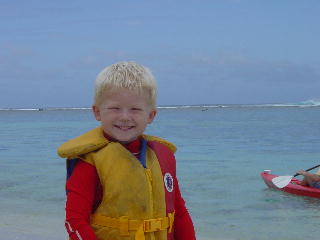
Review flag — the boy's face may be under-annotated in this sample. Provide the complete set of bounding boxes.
[92,88,157,144]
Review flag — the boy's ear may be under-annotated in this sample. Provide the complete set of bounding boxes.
[92,105,101,121]
[148,109,157,124]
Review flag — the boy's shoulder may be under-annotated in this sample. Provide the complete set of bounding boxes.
[57,127,108,159]
[142,135,177,153]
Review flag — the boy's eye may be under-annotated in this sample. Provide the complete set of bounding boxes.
[107,107,120,110]
[132,108,142,111]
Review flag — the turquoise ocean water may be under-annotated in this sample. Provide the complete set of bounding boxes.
[1,102,320,240]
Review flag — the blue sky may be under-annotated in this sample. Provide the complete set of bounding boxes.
[1,0,319,108]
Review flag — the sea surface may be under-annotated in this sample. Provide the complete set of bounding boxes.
[1,103,320,240]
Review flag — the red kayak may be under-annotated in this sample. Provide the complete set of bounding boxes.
[261,171,320,198]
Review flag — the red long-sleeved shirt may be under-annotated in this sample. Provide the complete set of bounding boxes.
[65,139,196,240]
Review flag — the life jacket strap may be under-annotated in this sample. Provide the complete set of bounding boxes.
[91,212,175,240]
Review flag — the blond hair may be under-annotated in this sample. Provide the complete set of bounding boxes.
[94,61,157,108]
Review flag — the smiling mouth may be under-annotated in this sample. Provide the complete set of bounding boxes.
[115,125,134,130]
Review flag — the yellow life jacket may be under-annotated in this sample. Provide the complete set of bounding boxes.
[58,127,177,240]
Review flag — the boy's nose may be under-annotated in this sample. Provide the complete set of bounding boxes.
[119,109,131,119]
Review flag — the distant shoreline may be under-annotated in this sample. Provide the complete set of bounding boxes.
[0,103,319,111]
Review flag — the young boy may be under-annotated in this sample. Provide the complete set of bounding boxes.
[58,62,196,240]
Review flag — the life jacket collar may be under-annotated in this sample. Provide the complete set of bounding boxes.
[57,127,177,159]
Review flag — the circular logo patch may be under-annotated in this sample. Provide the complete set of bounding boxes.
[164,173,174,192]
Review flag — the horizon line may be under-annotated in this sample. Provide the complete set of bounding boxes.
[1,102,319,111]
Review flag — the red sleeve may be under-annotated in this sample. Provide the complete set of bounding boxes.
[65,160,101,240]
[173,177,196,240]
